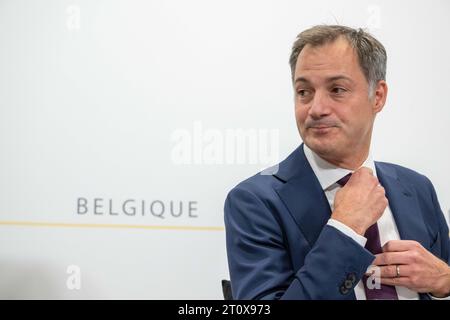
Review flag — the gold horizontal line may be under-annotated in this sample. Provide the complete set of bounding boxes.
[0,220,224,231]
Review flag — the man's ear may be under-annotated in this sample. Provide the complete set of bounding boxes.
[372,80,388,114]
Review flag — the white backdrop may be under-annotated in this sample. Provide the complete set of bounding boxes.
[0,0,449,299]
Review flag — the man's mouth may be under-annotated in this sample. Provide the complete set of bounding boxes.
[309,126,336,133]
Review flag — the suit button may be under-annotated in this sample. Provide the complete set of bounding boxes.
[340,285,349,295]
[344,279,353,289]
[347,273,356,283]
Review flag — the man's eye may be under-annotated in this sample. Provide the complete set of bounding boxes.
[331,87,346,94]
[297,89,310,97]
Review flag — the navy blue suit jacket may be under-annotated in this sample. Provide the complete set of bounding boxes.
[224,144,450,299]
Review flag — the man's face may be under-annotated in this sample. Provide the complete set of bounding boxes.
[294,36,385,165]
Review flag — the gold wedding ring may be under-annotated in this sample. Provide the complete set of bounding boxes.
[396,265,400,278]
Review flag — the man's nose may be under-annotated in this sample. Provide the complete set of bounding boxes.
[308,90,331,118]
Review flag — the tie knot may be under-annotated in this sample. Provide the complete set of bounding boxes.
[337,173,352,186]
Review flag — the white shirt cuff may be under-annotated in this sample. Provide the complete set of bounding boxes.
[428,293,450,300]
[327,218,367,247]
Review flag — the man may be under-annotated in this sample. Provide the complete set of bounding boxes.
[224,25,450,300]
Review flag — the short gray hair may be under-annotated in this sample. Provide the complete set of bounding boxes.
[289,25,387,95]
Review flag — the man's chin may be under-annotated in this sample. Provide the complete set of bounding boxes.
[304,138,339,157]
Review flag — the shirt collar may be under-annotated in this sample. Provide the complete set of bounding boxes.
[303,143,376,191]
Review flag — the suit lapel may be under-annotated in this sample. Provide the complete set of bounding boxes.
[375,162,429,248]
[273,144,332,248]
[376,164,432,301]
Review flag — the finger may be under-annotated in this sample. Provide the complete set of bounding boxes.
[358,166,373,175]
[374,184,386,197]
[382,277,433,294]
[376,264,413,278]
[373,251,411,266]
[380,276,410,287]
[382,240,422,253]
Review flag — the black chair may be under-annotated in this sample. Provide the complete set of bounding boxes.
[221,279,233,300]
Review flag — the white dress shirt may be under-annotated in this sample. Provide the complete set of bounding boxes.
[303,144,420,300]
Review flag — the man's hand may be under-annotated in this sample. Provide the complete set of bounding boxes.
[331,167,388,235]
[373,240,450,297]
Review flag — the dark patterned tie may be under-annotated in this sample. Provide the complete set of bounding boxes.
[337,173,398,300]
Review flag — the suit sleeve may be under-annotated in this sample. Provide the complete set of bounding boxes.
[224,186,375,300]
[427,178,450,264]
